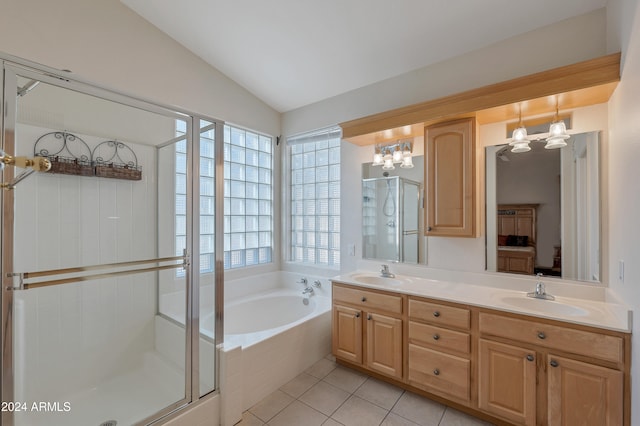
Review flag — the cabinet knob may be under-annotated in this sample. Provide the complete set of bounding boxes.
[427,226,432,232]
[367,314,372,320]
[361,297,367,302]
[537,332,546,340]
[550,360,559,368]
[526,354,534,362]
[433,311,440,318]
[355,313,360,318]
[433,369,440,376]
[433,334,440,341]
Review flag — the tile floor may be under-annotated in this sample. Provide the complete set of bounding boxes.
[237,354,495,426]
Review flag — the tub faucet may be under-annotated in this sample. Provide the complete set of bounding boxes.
[297,277,308,285]
[302,286,314,296]
[380,264,395,278]
[527,273,555,300]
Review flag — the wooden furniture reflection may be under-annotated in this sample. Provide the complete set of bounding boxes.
[497,204,537,275]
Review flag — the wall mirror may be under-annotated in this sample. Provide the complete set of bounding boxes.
[485,131,601,282]
[361,156,426,264]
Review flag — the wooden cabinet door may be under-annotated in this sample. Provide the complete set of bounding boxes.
[547,355,623,426]
[365,312,402,379]
[478,339,537,426]
[425,118,475,237]
[332,305,363,364]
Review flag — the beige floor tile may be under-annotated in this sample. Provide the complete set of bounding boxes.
[331,395,389,426]
[325,353,337,362]
[267,400,327,426]
[391,392,445,426]
[249,389,294,423]
[380,412,421,426]
[306,357,337,379]
[280,372,320,398]
[299,380,351,416]
[237,411,265,426]
[439,408,495,426]
[323,366,368,393]
[322,418,345,426]
[354,377,404,410]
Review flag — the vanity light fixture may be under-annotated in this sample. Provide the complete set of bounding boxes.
[373,140,413,170]
[509,105,531,153]
[545,101,570,149]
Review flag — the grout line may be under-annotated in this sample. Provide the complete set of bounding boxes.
[437,406,448,425]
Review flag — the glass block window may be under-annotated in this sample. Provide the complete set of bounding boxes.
[288,127,341,267]
[224,125,273,269]
[175,121,273,272]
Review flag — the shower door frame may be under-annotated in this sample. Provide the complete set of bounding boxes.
[0,54,224,426]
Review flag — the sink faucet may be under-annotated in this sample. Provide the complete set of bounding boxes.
[527,273,555,300]
[380,264,395,278]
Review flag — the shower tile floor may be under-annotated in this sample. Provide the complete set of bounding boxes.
[239,354,495,426]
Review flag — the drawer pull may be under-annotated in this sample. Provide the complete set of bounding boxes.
[433,369,440,376]
[526,354,534,362]
[550,360,559,368]
[433,334,440,341]
[537,332,546,340]
[361,297,367,302]
[367,314,372,320]
[355,313,360,318]
[433,311,440,318]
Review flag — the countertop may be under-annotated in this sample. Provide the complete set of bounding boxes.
[331,271,632,333]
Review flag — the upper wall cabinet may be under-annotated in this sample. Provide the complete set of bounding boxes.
[425,118,475,237]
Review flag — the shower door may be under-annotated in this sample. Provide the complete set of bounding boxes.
[1,63,210,425]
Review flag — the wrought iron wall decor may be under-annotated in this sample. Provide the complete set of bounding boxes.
[93,140,142,181]
[33,131,93,176]
[33,131,142,181]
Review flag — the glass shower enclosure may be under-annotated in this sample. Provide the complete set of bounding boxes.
[362,176,421,263]
[1,57,221,425]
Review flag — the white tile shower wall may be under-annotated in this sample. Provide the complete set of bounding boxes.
[12,123,159,403]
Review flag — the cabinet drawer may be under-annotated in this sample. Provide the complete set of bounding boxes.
[408,344,470,401]
[479,313,623,363]
[333,284,402,314]
[409,298,470,330]
[408,321,470,354]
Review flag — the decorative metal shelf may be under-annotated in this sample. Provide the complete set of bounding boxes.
[33,131,142,181]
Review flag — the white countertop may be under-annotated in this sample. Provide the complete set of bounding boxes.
[331,271,632,333]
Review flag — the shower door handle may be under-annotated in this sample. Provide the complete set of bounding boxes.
[7,254,189,290]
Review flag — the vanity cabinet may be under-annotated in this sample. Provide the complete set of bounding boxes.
[479,312,626,425]
[331,281,630,425]
[407,297,472,403]
[424,118,476,237]
[332,284,403,379]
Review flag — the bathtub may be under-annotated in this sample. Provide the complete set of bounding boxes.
[156,273,333,420]
[221,288,331,348]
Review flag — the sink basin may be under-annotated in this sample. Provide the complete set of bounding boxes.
[349,273,404,286]
[499,296,589,317]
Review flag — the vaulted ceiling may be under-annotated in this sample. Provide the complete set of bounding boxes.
[122,0,607,112]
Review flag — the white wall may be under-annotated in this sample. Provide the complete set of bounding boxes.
[0,0,280,137]
[606,0,640,424]
[282,9,607,136]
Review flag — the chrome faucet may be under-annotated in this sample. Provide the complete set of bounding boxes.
[297,277,308,285]
[380,264,395,278]
[302,286,315,295]
[527,273,555,300]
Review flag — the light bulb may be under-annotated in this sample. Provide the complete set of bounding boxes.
[400,155,414,169]
[372,152,383,165]
[382,158,395,170]
[510,126,528,145]
[392,146,403,163]
[511,141,531,153]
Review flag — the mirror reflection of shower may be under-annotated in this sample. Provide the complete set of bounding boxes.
[363,176,420,263]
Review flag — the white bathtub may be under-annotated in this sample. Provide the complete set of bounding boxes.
[157,273,333,420]
[220,289,331,348]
